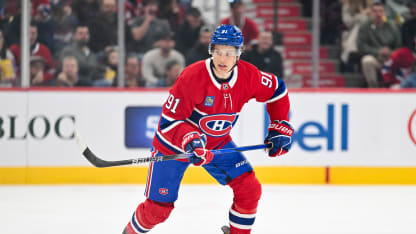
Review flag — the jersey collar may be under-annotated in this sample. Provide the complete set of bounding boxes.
[205,58,238,90]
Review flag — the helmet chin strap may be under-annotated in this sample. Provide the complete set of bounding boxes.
[228,58,239,73]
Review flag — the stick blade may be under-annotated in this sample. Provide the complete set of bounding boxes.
[75,130,110,168]
[82,147,112,168]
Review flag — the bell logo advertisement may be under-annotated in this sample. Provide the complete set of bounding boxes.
[125,106,162,148]
[265,104,349,152]
[409,109,416,146]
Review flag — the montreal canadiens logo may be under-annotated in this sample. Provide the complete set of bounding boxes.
[408,110,416,146]
[159,188,168,195]
[199,114,238,137]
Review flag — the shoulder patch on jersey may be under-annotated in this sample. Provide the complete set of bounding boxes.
[204,96,215,107]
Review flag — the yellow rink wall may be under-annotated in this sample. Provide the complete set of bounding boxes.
[2,166,416,185]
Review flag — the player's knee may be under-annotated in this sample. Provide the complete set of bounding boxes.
[125,199,174,233]
[229,171,262,212]
[139,199,174,225]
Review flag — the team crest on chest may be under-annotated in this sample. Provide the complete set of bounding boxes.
[204,96,215,107]
[199,114,238,137]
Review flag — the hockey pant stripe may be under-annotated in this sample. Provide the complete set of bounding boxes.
[131,211,150,233]
[229,208,256,229]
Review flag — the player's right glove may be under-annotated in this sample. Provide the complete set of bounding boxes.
[181,132,214,166]
[264,120,294,157]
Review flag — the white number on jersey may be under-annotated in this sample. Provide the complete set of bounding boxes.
[261,71,273,88]
[165,94,180,114]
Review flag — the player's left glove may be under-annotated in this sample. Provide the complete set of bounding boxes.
[181,132,214,166]
[264,120,294,157]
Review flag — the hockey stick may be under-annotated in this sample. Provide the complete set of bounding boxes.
[76,132,270,168]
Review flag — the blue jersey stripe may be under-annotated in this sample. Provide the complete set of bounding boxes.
[270,77,286,100]
[188,110,203,126]
[159,116,178,131]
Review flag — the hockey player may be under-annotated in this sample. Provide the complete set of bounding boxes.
[123,24,293,234]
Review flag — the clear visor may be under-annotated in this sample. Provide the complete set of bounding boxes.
[210,48,241,57]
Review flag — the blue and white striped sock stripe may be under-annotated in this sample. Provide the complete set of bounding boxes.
[130,211,150,233]
[229,208,256,230]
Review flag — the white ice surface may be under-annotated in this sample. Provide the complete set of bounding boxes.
[0,185,416,234]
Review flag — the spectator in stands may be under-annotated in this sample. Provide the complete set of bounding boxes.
[185,24,214,65]
[241,30,284,79]
[175,7,204,56]
[163,60,182,87]
[59,25,102,82]
[93,47,118,86]
[87,0,118,52]
[340,0,371,72]
[141,33,185,87]
[357,1,401,87]
[0,29,17,87]
[30,56,50,86]
[221,0,259,46]
[125,54,145,88]
[381,30,416,88]
[72,0,100,25]
[33,2,57,53]
[128,0,172,56]
[9,22,56,84]
[50,1,79,53]
[56,55,91,87]
[158,0,186,32]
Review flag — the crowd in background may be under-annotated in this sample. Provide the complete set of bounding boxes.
[321,0,416,88]
[0,0,415,88]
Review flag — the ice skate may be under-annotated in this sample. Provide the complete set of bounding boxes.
[221,225,230,234]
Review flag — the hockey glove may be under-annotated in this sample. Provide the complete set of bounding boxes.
[181,132,214,166]
[264,120,294,157]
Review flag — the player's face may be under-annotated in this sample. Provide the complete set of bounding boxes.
[212,45,239,79]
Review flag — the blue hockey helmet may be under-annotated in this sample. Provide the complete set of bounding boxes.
[209,24,244,56]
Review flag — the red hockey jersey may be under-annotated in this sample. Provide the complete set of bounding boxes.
[382,47,416,86]
[152,58,290,155]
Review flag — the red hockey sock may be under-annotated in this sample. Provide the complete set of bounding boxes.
[124,199,174,233]
[228,172,262,234]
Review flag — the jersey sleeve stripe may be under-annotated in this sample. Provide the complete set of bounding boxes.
[265,78,287,103]
[159,113,184,132]
[193,107,208,115]
[160,120,184,134]
[155,131,184,153]
[161,113,176,121]
[186,118,199,127]
[187,109,205,126]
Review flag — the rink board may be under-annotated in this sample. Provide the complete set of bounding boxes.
[1,88,416,184]
[2,166,416,185]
